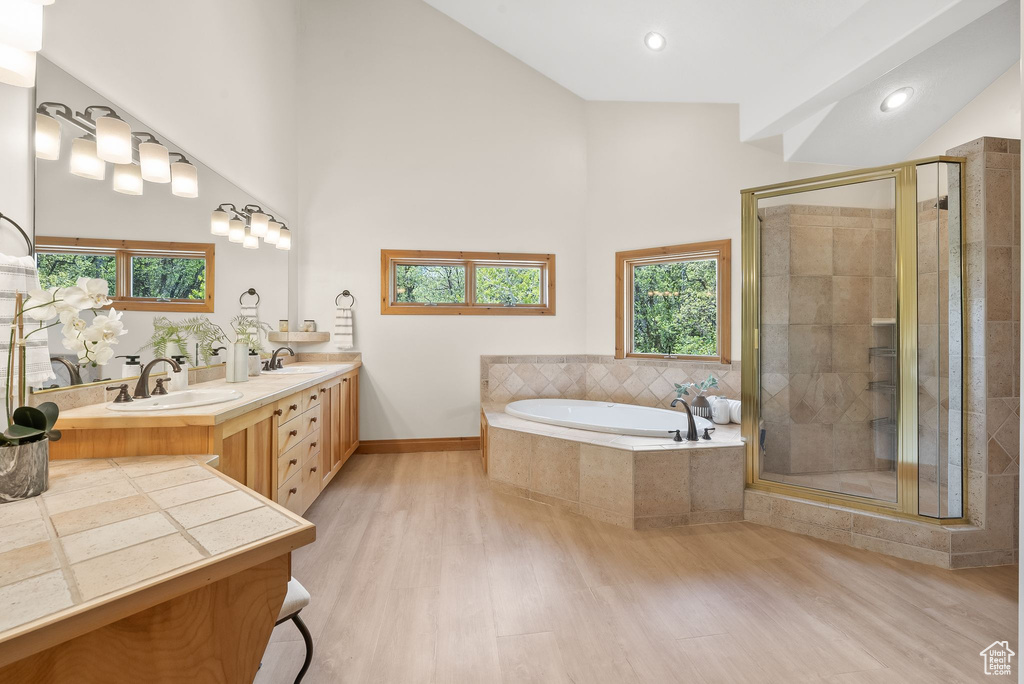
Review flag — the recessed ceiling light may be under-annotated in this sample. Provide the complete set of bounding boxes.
[881,87,914,112]
[644,32,666,51]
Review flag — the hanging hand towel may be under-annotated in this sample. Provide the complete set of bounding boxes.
[0,254,55,385]
[334,307,354,350]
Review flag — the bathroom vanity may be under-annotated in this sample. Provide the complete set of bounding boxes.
[0,455,315,682]
[48,363,361,515]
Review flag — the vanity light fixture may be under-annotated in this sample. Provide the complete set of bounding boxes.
[0,0,54,88]
[211,207,231,236]
[276,227,292,251]
[90,108,134,165]
[228,219,246,243]
[0,41,34,87]
[31,0,56,5]
[34,110,62,160]
[170,155,199,198]
[247,208,270,238]
[136,133,170,183]
[644,31,666,51]
[69,136,105,180]
[265,221,282,245]
[112,163,144,196]
[880,87,914,112]
[242,227,259,250]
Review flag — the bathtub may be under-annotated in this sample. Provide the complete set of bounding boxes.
[505,398,712,438]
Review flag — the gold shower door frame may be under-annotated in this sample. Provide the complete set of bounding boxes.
[740,157,967,523]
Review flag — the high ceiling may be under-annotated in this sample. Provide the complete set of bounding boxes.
[422,0,1020,165]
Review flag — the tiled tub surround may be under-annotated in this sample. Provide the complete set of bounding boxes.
[484,409,745,530]
[481,355,740,407]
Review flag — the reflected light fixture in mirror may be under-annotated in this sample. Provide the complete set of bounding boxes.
[35,111,60,160]
[276,227,291,250]
[211,208,231,236]
[0,42,35,87]
[0,1,42,51]
[170,157,198,198]
[112,163,143,195]
[69,137,105,180]
[137,134,170,183]
[243,227,259,249]
[249,210,270,238]
[228,219,245,243]
[644,31,666,51]
[266,221,282,245]
[880,87,914,112]
[94,113,133,164]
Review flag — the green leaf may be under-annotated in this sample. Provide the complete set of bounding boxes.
[47,429,62,442]
[12,406,47,431]
[34,403,59,432]
[4,424,43,442]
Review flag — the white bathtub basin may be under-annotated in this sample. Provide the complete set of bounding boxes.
[263,365,332,375]
[106,388,243,412]
[505,398,712,438]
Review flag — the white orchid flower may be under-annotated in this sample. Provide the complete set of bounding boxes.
[61,336,86,353]
[91,344,115,365]
[83,308,126,343]
[74,278,112,308]
[23,288,60,321]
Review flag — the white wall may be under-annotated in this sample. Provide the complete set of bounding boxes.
[40,0,300,221]
[912,62,1021,158]
[297,0,589,440]
[583,102,845,356]
[0,82,34,257]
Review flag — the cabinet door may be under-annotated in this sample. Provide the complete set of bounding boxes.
[215,407,276,499]
[342,372,359,462]
[318,377,342,487]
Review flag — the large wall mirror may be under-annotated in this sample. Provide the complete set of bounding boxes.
[33,57,290,389]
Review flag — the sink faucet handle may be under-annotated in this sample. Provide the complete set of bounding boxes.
[668,429,683,442]
[152,378,170,395]
[106,384,133,403]
[702,427,715,440]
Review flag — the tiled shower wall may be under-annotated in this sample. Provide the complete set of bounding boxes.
[758,204,897,476]
[480,355,740,408]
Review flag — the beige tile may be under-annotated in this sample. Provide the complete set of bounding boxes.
[689,448,743,512]
[833,422,876,471]
[790,225,833,276]
[0,570,73,632]
[44,463,126,497]
[579,445,632,515]
[634,514,689,529]
[851,533,949,569]
[167,490,264,529]
[44,479,139,516]
[770,496,851,530]
[851,513,949,552]
[760,276,789,324]
[687,510,744,525]
[528,436,579,502]
[760,215,790,276]
[134,465,215,493]
[831,325,872,373]
[71,533,204,601]
[0,540,59,588]
[634,451,689,517]
[579,503,633,529]
[759,325,789,373]
[50,494,158,538]
[985,167,1014,246]
[987,246,1012,321]
[488,428,532,487]
[833,227,874,276]
[0,517,50,554]
[0,497,43,528]
[147,476,237,509]
[788,325,832,374]
[113,455,194,478]
[61,512,178,564]
[769,515,852,546]
[832,277,872,324]
[188,506,296,555]
[788,424,834,473]
[743,489,771,512]
[528,490,580,515]
[789,276,831,325]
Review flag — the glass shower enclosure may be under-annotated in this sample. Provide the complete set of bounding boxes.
[741,158,965,521]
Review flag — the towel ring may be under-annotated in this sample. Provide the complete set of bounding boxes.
[240,287,261,306]
[335,290,355,308]
[0,212,34,256]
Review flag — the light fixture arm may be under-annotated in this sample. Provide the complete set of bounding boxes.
[133,131,161,144]
[79,105,123,124]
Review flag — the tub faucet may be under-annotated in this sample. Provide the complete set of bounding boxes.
[670,398,700,441]
[50,356,83,386]
[134,358,182,399]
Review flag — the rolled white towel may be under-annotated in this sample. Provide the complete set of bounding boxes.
[728,399,741,424]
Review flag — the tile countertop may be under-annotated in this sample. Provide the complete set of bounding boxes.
[0,454,315,669]
[54,362,361,430]
[483,405,745,451]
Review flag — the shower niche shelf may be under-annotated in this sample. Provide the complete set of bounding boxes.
[869,346,897,358]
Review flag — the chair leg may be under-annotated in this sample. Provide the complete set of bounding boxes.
[291,613,314,684]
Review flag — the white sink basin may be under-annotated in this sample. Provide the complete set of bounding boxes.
[106,389,243,412]
[263,365,332,375]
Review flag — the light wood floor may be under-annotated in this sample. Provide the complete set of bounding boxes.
[256,451,1018,684]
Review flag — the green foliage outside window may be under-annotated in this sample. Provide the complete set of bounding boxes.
[475,267,541,305]
[131,257,205,300]
[37,253,116,294]
[632,259,717,356]
[395,264,466,303]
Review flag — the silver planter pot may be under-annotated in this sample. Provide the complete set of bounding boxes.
[0,439,49,503]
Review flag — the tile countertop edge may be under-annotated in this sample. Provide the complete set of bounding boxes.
[54,362,362,430]
[0,460,316,670]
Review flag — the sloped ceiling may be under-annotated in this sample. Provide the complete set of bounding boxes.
[422,0,1019,165]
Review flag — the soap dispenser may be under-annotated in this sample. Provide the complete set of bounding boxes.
[117,355,142,380]
[170,354,190,391]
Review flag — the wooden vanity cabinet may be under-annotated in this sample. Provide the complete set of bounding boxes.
[211,405,277,499]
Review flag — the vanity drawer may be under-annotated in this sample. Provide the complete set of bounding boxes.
[277,404,321,452]
[278,469,304,515]
[301,386,322,413]
[277,392,304,425]
[278,429,321,483]
[301,450,322,511]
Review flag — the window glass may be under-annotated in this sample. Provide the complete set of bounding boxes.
[475,266,541,305]
[632,258,718,356]
[36,252,117,294]
[130,256,206,300]
[395,264,466,303]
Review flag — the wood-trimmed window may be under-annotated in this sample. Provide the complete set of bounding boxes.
[381,249,555,316]
[35,237,215,313]
[615,239,730,362]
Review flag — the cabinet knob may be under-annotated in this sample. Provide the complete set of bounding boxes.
[289,487,297,495]
[274,409,283,416]
[310,441,318,448]
[290,403,298,411]
[310,466,318,473]
[320,388,326,393]
[343,378,348,383]
[310,416,318,423]
[289,429,298,436]
[310,394,318,401]
[289,458,297,465]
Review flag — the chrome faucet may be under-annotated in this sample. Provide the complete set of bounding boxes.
[268,346,295,370]
[50,356,83,386]
[669,397,700,441]
[134,358,182,399]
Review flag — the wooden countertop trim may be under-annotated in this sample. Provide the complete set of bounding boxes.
[0,461,316,669]
[55,362,361,430]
